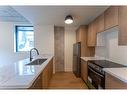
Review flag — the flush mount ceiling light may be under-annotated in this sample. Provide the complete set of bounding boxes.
[64,15,73,24]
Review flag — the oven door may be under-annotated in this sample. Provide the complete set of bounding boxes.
[87,66,105,89]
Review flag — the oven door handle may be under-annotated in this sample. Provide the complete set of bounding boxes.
[88,67,104,78]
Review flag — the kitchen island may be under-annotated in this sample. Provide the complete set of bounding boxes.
[0,54,53,89]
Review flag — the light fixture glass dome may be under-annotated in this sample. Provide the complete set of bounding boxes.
[64,15,73,24]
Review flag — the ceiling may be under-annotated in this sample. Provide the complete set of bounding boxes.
[0,6,29,22]
[12,6,109,26]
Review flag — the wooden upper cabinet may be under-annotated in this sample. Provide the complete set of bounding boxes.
[96,13,104,33]
[76,25,95,56]
[118,6,127,45]
[87,20,97,47]
[104,6,118,30]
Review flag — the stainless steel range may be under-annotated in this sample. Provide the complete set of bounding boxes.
[87,60,126,89]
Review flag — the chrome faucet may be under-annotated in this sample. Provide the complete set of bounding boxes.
[30,48,39,61]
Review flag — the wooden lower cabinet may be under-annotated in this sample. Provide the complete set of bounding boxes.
[30,73,42,89]
[81,59,88,83]
[42,64,49,88]
[105,73,127,89]
[42,58,53,89]
[29,58,53,89]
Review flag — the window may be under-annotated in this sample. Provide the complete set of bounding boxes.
[15,26,34,52]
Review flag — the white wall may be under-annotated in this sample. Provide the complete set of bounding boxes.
[0,22,54,68]
[0,22,30,67]
[95,27,127,66]
[64,26,76,72]
[34,24,54,55]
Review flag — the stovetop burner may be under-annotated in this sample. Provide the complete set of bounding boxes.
[88,60,126,68]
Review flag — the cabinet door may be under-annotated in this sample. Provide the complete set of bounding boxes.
[76,26,95,56]
[104,6,118,30]
[80,26,87,56]
[30,74,42,89]
[42,64,49,89]
[105,73,127,89]
[87,20,97,46]
[48,59,53,80]
[118,6,127,45]
[81,60,88,83]
[42,58,53,89]
[96,13,104,33]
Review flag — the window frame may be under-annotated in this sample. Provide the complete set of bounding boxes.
[15,26,34,52]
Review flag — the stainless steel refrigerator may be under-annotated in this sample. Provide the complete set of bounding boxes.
[73,42,81,77]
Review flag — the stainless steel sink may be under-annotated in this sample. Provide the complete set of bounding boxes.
[26,58,47,65]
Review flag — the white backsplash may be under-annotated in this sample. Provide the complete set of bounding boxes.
[95,27,127,66]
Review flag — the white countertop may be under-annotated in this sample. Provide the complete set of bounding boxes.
[81,56,105,62]
[103,68,127,83]
[0,54,53,89]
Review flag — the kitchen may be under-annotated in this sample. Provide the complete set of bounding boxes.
[1,5,127,90]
